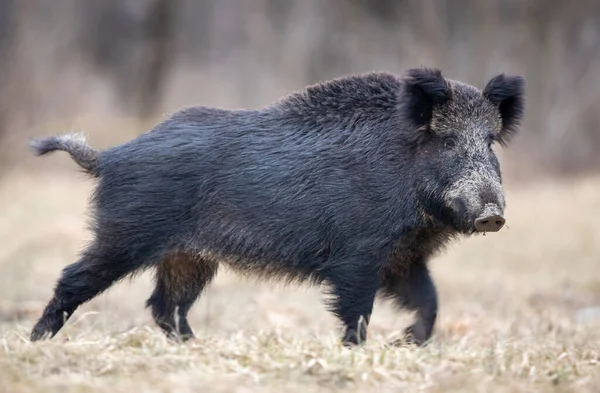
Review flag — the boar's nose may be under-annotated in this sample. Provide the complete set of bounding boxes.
[474,213,505,232]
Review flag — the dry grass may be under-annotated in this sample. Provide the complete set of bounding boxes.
[1,169,599,392]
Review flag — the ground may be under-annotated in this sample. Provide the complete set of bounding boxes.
[0,169,599,392]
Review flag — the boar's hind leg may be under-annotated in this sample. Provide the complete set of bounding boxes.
[30,245,145,342]
[146,254,218,341]
[321,260,381,347]
[382,261,438,346]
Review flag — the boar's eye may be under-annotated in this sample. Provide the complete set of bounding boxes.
[487,132,499,149]
[444,138,456,150]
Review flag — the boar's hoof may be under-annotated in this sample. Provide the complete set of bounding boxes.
[341,328,367,348]
[30,318,60,342]
[402,324,431,347]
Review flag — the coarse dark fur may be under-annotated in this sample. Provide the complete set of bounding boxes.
[28,67,525,347]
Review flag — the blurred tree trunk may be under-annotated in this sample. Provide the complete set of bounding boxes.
[0,0,36,172]
[78,0,177,120]
[0,0,17,152]
[137,0,177,119]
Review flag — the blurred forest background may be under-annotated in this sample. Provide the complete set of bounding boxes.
[0,0,600,181]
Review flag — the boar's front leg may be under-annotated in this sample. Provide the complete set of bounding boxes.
[381,260,438,346]
[321,258,381,347]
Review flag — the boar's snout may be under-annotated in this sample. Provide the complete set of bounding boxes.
[473,204,505,233]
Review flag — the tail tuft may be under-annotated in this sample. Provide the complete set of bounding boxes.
[29,133,100,177]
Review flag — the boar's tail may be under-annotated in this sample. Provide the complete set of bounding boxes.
[29,133,100,177]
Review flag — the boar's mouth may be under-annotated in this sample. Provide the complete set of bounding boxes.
[446,198,506,235]
[447,197,477,234]
[416,188,507,236]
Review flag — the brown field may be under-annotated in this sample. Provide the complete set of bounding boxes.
[0,168,599,392]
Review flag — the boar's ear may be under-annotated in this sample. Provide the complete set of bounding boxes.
[483,74,525,146]
[403,68,451,130]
